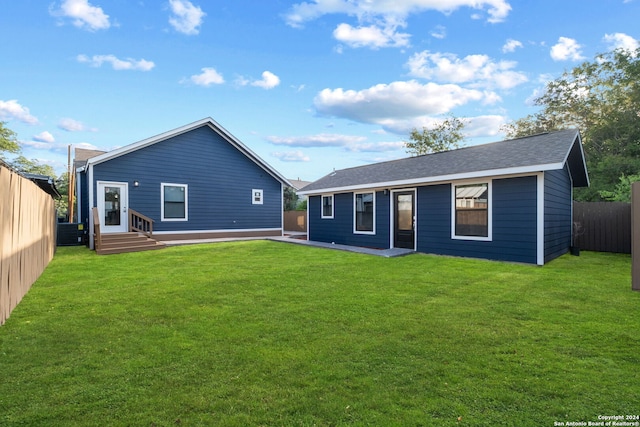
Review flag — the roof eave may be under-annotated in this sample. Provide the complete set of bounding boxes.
[298,163,564,195]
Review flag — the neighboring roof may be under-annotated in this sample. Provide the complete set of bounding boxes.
[73,148,107,170]
[299,129,589,195]
[288,179,312,191]
[0,159,61,198]
[79,118,291,187]
[22,173,61,198]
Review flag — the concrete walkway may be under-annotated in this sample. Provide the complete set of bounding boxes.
[270,236,414,258]
[164,233,415,258]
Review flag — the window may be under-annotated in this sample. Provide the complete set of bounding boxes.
[354,192,375,234]
[453,182,490,239]
[252,189,263,205]
[161,183,188,221]
[321,195,333,219]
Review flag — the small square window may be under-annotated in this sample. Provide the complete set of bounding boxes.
[252,189,264,205]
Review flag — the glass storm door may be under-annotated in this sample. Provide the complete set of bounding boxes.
[97,182,128,233]
[394,191,415,250]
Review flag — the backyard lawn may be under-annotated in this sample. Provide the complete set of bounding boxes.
[0,241,638,426]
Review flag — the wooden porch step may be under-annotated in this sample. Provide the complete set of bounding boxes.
[97,232,166,255]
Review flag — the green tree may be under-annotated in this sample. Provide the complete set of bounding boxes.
[283,186,299,211]
[599,174,640,202]
[11,155,57,177]
[502,47,640,201]
[404,116,466,156]
[0,121,20,158]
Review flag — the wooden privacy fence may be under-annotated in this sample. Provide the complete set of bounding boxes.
[284,211,306,232]
[1,164,56,325]
[573,201,631,254]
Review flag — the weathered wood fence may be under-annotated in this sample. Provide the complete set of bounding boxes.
[573,201,631,254]
[284,211,306,232]
[1,164,57,325]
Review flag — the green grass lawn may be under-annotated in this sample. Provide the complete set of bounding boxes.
[1,242,638,426]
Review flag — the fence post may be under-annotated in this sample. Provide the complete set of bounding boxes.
[633,182,640,291]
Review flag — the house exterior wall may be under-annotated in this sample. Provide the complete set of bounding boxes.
[78,171,89,225]
[308,175,543,264]
[416,176,538,264]
[543,167,573,263]
[308,191,390,249]
[89,126,282,235]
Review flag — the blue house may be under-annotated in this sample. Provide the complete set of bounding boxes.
[298,129,589,265]
[75,118,291,249]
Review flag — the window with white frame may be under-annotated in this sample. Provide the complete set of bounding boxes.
[321,195,334,219]
[453,182,490,239]
[161,183,188,221]
[354,192,375,233]
[252,189,263,205]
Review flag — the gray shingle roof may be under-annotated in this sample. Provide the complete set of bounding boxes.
[300,129,588,194]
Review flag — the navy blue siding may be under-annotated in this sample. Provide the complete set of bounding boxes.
[544,168,572,262]
[78,172,89,225]
[91,126,282,232]
[415,176,538,263]
[308,191,390,249]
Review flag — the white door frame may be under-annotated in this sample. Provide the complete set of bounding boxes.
[96,181,129,234]
[390,188,417,250]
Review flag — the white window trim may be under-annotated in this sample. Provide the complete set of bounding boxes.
[451,180,492,241]
[353,191,376,235]
[161,182,188,222]
[321,194,334,219]
[252,189,264,205]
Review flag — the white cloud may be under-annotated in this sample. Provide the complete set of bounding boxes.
[50,0,110,31]
[20,140,54,150]
[464,115,507,137]
[58,118,96,132]
[333,23,410,49]
[168,0,205,35]
[267,133,405,154]
[77,54,155,71]
[550,37,585,61]
[345,141,405,152]
[373,114,506,137]
[502,38,523,53]
[186,67,225,86]
[266,133,366,147]
[430,25,446,39]
[603,33,639,55]
[313,80,489,126]
[406,51,528,90]
[33,131,55,143]
[0,99,39,125]
[251,71,281,89]
[284,0,512,29]
[271,150,311,162]
[237,71,281,89]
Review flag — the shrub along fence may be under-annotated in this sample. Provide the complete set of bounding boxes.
[573,201,631,254]
[0,164,57,325]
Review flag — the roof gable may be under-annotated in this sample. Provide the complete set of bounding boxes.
[84,118,291,186]
[300,129,588,194]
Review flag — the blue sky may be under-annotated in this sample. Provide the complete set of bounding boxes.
[1,0,639,181]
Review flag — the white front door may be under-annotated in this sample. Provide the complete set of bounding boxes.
[97,181,128,233]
